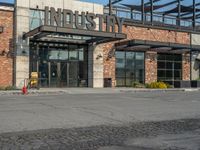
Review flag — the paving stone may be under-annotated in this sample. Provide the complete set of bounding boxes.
[0,118,200,150]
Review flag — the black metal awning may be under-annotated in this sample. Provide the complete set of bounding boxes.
[0,26,3,33]
[23,25,127,44]
[115,39,200,53]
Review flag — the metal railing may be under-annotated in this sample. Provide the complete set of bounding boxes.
[104,7,200,32]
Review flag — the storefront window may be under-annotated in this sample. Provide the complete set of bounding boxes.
[30,42,88,87]
[116,52,126,86]
[157,53,182,84]
[116,51,145,87]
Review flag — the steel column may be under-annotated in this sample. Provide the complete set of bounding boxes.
[193,0,196,29]
[150,0,153,24]
[109,0,112,15]
[177,0,181,26]
[141,0,145,23]
[131,9,133,19]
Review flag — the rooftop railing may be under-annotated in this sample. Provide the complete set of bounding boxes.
[104,7,200,32]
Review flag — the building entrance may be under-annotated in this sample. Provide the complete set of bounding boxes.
[47,61,79,87]
[30,42,88,87]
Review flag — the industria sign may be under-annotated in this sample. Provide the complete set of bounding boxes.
[44,6,124,33]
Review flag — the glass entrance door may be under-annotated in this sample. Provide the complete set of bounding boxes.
[68,62,79,87]
[48,62,79,87]
[60,62,68,87]
[30,43,88,88]
[49,62,58,87]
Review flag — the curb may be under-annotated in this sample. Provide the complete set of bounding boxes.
[119,88,199,93]
[0,88,199,96]
[0,91,65,96]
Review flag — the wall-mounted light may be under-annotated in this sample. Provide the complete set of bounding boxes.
[0,50,7,56]
[96,54,103,60]
[107,49,115,60]
[0,26,3,33]
[20,44,27,55]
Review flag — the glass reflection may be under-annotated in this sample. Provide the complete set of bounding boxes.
[116,51,145,87]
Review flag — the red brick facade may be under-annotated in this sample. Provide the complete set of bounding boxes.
[0,9,13,86]
[103,25,191,86]
[145,51,157,84]
[182,53,191,81]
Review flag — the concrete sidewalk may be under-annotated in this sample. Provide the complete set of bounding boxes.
[0,87,199,96]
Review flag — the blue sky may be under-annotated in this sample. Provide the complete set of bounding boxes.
[81,0,196,6]
[0,0,14,3]
[0,0,198,9]
[0,0,196,5]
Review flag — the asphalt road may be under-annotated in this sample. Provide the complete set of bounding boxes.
[0,90,200,149]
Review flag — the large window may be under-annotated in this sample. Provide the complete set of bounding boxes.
[30,43,88,87]
[116,51,145,87]
[157,54,182,84]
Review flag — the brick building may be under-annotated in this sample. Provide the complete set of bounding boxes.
[0,0,200,88]
[0,3,14,87]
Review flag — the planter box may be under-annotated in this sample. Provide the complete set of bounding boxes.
[174,81,191,88]
[191,80,200,88]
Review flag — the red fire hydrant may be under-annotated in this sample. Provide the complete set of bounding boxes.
[22,79,28,95]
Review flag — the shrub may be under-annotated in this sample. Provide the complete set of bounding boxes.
[0,86,16,91]
[132,82,145,88]
[0,87,5,90]
[165,83,173,88]
[5,86,16,91]
[146,82,168,89]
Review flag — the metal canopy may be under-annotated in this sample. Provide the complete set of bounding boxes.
[23,25,126,44]
[115,39,200,53]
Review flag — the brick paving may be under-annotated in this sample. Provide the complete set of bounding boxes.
[0,118,199,150]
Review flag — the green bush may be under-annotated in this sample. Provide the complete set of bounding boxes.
[165,83,173,88]
[5,86,16,90]
[132,82,145,88]
[146,82,168,89]
[0,86,16,91]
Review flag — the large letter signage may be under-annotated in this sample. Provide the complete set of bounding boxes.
[44,6,124,33]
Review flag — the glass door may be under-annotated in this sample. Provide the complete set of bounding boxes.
[68,62,79,87]
[60,62,68,87]
[49,62,58,87]
[48,61,79,87]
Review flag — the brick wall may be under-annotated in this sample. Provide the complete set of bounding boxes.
[0,9,13,86]
[145,51,157,84]
[182,53,191,81]
[103,25,191,86]
[122,26,190,44]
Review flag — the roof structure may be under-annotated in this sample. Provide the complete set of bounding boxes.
[106,0,200,31]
